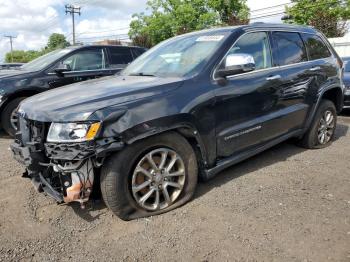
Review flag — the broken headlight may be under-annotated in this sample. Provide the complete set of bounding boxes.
[47,122,101,143]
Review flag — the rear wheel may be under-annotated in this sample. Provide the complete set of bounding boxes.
[100,132,198,220]
[1,97,26,137]
[298,99,337,149]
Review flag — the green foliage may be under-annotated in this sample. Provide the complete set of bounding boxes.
[5,50,42,63]
[46,33,70,50]
[285,0,350,37]
[129,0,249,47]
[4,33,70,63]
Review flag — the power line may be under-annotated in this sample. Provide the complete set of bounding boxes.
[77,34,129,40]
[37,17,61,33]
[250,11,286,20]
[76,27,130,36]
[65,4,81,45]
[249,0,348,21]
[4,35,17,62]
[250,2,291,13]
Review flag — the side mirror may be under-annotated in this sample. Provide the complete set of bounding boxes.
[216,53,255,78]
[54,63,71,77]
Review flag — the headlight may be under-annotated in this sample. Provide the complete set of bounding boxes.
[47,122,101,143]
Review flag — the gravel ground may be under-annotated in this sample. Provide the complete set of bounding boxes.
[0,116,350,262]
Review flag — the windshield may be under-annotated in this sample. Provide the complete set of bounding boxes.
[122,32,229,78]
[20,49,72,71]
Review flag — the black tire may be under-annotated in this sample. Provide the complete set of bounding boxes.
[1,97,26,137]
[100,131,198,220]
[298,99,337,149]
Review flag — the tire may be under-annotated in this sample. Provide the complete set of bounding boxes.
[100,131,198,220]
[298,99,337,149]
[1,97,26,137]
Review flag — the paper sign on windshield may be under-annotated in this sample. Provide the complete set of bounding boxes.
[196,35,224,42]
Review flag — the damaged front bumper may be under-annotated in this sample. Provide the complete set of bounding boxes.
[11,118,124,207]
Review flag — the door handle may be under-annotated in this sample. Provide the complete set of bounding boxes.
[309,66,321,71]
[266,75,281,81]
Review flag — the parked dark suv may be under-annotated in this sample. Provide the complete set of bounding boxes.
[11,24,344,220]
[0,45,146,136]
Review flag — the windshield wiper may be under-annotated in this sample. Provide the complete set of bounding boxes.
[129,72,157,77]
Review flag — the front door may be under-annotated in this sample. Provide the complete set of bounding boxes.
[47,47,112,89]
[214,31,284,157]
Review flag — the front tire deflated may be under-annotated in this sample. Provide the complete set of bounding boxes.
[100,132,198,221]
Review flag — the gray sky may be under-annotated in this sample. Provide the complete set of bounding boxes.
[0,0,287,62]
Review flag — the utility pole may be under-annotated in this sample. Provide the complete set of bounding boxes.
[4,35,17,62]
[65,4,81,45]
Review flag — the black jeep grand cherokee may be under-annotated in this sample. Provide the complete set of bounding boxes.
[11,24,344,220]
[0,45,146,136]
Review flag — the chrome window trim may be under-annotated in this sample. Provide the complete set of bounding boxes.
[46,68,124,75]
[212,29,335,81]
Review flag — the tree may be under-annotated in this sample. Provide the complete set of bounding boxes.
[4,50,42,63]
[208,0,249,25]
[285,0,350,37]
[4,33,70,63]
[129,0,249,47]
[46,33,70,50]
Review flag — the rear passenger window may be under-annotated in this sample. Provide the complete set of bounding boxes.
[226,32,272,70]
[109,47,133,66]
[132,48,146,58]
[301,34,331,60]
[272,32,307,66]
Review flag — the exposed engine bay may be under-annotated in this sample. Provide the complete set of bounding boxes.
[10,117,114,208]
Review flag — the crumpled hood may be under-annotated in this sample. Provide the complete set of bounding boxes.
[19,75,183,122]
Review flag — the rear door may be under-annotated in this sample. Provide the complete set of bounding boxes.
[300,33,338,97]
[268,31,315,132]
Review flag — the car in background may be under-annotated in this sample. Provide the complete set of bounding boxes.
[0,45,146,136]
[342,57,350,109]
[0,63,25,70]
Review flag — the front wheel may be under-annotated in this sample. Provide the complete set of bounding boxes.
[100,132,198,220]
[298,99,337,149]
[1,97,26,137]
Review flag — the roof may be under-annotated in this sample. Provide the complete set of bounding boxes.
[241,23,317,33]
[178,23,317,37]
[66,44,146,50]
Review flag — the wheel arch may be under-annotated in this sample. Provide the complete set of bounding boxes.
[320,86,343,113]
[0,89,40,116]
[123,124,209,171]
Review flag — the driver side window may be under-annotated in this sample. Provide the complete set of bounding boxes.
[226,32,272,70]
[62,48,105,71]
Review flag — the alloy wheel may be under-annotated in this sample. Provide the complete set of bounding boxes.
[131,148,186,211]
[10,108,18,131]
[317,110,335,145]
